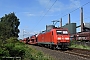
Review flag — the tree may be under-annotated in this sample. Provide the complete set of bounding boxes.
[0,12,20,39]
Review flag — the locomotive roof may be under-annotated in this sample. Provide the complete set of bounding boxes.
[40,27,68,34]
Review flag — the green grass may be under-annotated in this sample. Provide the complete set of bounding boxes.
[70,44,90,50]
[24,45,53,60]
[70,40,90,50]
[0,37,53,60]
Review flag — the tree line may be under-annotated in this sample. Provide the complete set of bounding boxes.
[0,12,20,40]
[0,12,23,60]
[0,12,54,60]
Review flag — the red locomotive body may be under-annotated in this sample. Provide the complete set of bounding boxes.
[37,28,70,49]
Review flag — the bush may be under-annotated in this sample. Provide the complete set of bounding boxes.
[9,45,25,57]
[0,37,53,60]
[70,40,77,46]
[4,43,15,50]
[15,41,25,46]
[0,37,25,59]
[0,40,2,46]
[6,37,18,43]
[4,41,25,59]
[24,45,53,60]
[0,48,10,58]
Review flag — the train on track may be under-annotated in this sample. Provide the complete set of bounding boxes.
[20,25,70,49]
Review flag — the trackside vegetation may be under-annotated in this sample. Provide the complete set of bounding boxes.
[0,13,53,60]
[24,45,53,60]
[70,40,90,50]
[0,37,53,60]
[0,37,25,60]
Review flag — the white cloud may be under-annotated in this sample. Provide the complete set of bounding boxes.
[37,0,81,12]
[38,0,52,8]
[22,0,81,17]
[69,0,81,9]
[22,11,56,17]
[27,13,35,16]
[23,12,36,16]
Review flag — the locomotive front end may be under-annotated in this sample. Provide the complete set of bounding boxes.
[56,29,70,49]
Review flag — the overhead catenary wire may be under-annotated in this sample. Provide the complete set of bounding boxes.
[33,1,90,32]
[34,0,51,27]
[82,1,90,7]
[39,0,51,18]
[36,1,90,27]
[61,1,90,18]
[25,0,51,36]
[35,0,58,27]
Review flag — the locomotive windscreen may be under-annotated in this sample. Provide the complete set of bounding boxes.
[56,30,68,35]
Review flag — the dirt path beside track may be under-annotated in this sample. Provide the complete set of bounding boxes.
[29,45,90,60]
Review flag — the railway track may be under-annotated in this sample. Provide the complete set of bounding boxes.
[62,48,90,59]
[29,45,90,60]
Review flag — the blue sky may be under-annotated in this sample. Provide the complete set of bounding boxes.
[0,0,90,39]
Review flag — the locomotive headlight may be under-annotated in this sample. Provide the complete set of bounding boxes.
[65,38,69,40]
[58,38,61,40]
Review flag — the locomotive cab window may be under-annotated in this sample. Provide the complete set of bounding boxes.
[63,31,68,34]
[56,30,63,35]
[56,30,68,35]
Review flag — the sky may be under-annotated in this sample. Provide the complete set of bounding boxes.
[0,0,90,39]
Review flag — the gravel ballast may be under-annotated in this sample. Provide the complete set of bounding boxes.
[29,45,90,60]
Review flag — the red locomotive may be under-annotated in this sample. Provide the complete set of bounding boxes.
[37,27,70,49]
[20,25,70,49]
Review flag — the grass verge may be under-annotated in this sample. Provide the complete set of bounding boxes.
[70,44,90,50]
[24,45,53,60]
[69,40,90,50]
